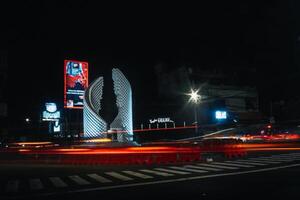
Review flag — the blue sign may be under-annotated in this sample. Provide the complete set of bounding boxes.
[215,111,227,119]
[42,103,61,121]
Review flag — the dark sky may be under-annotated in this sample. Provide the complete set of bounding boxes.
[5,1,300,125]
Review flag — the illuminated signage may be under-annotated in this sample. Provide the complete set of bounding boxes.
[64,60,89,109]
[42,103,60,121]
[149,117,174,124]
[53,121,61,132]
[215,111,227,119]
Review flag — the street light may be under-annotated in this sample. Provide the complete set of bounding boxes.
[189,89,201,104]
[188,89,201,133]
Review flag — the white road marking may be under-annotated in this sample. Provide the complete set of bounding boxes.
[197,163,238,170]
[87,174,112,183]
[140,169,174,177]
[5,180,19,193]
[212,162,254,168]
[69,175,90,185]
[154,168,191,175]
[169,166,208,173]
[49,177,67,188]
[16,163,300,199]
[105,172,133,181]
[29,179,43,190]
[273,155,300,158]
[249,158,281,164]
[226,160,267,166]
[185,165,223,171]
[260,157,295,162]
[122,171,153,179]
[233,160,268,165]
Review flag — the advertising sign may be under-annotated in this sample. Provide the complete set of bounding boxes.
[53,121,61,132]
[64,60,89,109]
[149,117,174,124]
[42,103,60,121]
[215,111,227,119]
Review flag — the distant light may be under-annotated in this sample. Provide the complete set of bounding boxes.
[25,118,30,123]
[267,125,272,129]
[188,89,201,104]
[215,111,227,119]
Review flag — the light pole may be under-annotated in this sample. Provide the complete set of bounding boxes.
[188,89,201,133]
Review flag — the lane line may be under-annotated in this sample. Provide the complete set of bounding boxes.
[49,177,67,188]
[169,166,208,173]
[259,158,296,162]
[11,163,300,199]
[29,179,43,190]
[248,158,281,164]
[5,180,19,193]
[197,163,238,170]
[87,174,112,183]
[184,165,223,171]
[212,162,254,168]
[272,155,300,158]
[154,168,190,175]
[69,176,90,185]
[234,160,268,165]
[105,172,133,181]
[122,171,153,179]
[140,169,174,177]
[226,161,267,166]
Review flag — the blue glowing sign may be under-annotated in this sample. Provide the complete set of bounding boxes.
[53,121,61,132]
[42,103,61,121]
[215,111,227,119]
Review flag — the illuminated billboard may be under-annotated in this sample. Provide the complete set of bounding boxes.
[215,111,227,119]
[64,60,88,109]
[42,103,60,121]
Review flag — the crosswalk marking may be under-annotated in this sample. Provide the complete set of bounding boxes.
[212,162,254,168]
[29,179,43,190]
[169,166,208,173]
[272,156,300,160]
[140,169,174,177]
[185,165,223,171]
[49,177,67,188]
[248,158,281,164]
[87,174,112,183]
[197,163,238,170]
[260,157,295,161]
[122,171,153,179]
[154,168,191,175]
[232,160,268,166]
[69,175,90,185]
[273,155,300,158]
[5,180,19,193]
[105,172,133,181]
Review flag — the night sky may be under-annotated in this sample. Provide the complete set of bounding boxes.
[5,1,300,126]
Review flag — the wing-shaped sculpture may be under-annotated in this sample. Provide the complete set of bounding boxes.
[110,68,133,142]
[83,77,107,138]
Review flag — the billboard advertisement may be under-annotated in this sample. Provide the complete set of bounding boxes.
[64,60,88,109]
[42,103,60,121]
[215,110,227,119]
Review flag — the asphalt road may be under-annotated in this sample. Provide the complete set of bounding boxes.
[1,151,300,200]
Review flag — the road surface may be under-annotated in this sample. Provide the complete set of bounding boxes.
[1,151,300,200]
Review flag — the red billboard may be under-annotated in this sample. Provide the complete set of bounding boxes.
[64,60,89,109]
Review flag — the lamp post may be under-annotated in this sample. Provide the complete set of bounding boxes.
[188,89,201,133]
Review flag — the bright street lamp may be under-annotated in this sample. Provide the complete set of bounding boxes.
[188,89,201,133]
[189,89,201,104]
